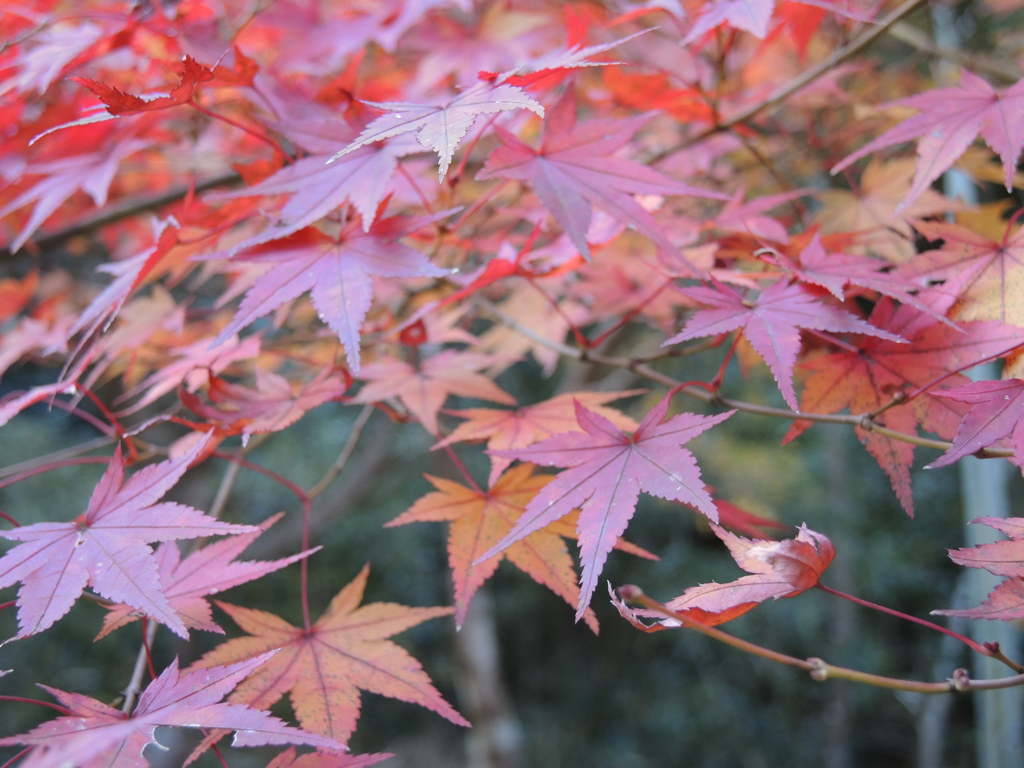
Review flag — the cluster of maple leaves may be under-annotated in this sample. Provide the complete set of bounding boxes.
[3,0,1024,764]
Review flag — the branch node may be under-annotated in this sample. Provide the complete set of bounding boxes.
[952,668,971,691]
[808,658,829,682]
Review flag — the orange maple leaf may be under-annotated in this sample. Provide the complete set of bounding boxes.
[434,389,642,486]
[388,464,630,633]
[190,565,468,746]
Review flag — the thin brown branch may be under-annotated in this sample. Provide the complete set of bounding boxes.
[649,0,928,162]
[307,404,374,500]
[476,298,1014,461]
[121,618,158,714]
[624,588,1024,695]
[888,22,1022,83]
[1,172,240,259]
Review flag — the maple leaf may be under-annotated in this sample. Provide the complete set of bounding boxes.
[477,394,733,620]
[897,219,1024,329]
[477,90,723,266]
[935,518,1024,620]
[0,434,255,640]
[216,133,418,243]
[434,389,642,486]
[328,81,544,180]
[485,29,649,89]
[190,565,469,745]
[180,367,349,444]
[663,280,904,411]
[925,379,1024,470]
[64,216,180,351]
[352,350,516,435]
[711,188,810,243]
[793,292,1024,514]
[388,464,654,632]
[0,21,107,97]
[833,69,1024,210]
[267,746,393,768]
[0,652,344,768]
[683,0,777,41]
[813,157,963,263]
[611,524,834,630]
[0,138,149,253]
[116,333,262,413]
[212,218,450,374]
[97,512,320,639]
[783,233,936,315]
[71,55,214,116]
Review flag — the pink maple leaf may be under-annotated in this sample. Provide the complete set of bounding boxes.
[0,434,255,639]
[477,90,724,267]
[267,747,393,768]
[434,389,643,487]
[328,80,544,180]
[663,279,904,411]
[212,217,450,374]
[926,379,1024,469]
[97,512,320,639]
[0,138,149,253]
[935,517,1024,620]
[682,0,875,43]
[116,333,262,413]
[478,394,733,620]
[352,350,516,435]
[0,652,344,768]
[833,70,1024,210]
[217,133,419,246]
[180,367,349,445]
[485,29,649,88]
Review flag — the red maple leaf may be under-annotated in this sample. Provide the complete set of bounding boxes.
[328,81,544,180]
[212,217,450,374]
[352,350,516,435]
[926,379,1024,469]
[477,89,724,266]
[97,512,320,639]
[0,653,344,768]
[935,517,1024,620]
[180,367,349,444]
[612,523,834,630]
[664,279,904,411]
[71,55,214,116]
[191,565,469,745]
[478,394,733,620]
[833,69,1024,210]
[0,434,255,639]
[482,29,648,89]
[793,292,1024,514]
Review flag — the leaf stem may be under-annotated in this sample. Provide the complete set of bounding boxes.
[0,696,71,716]
[443,444,483,494]
[816,583,1023,671]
